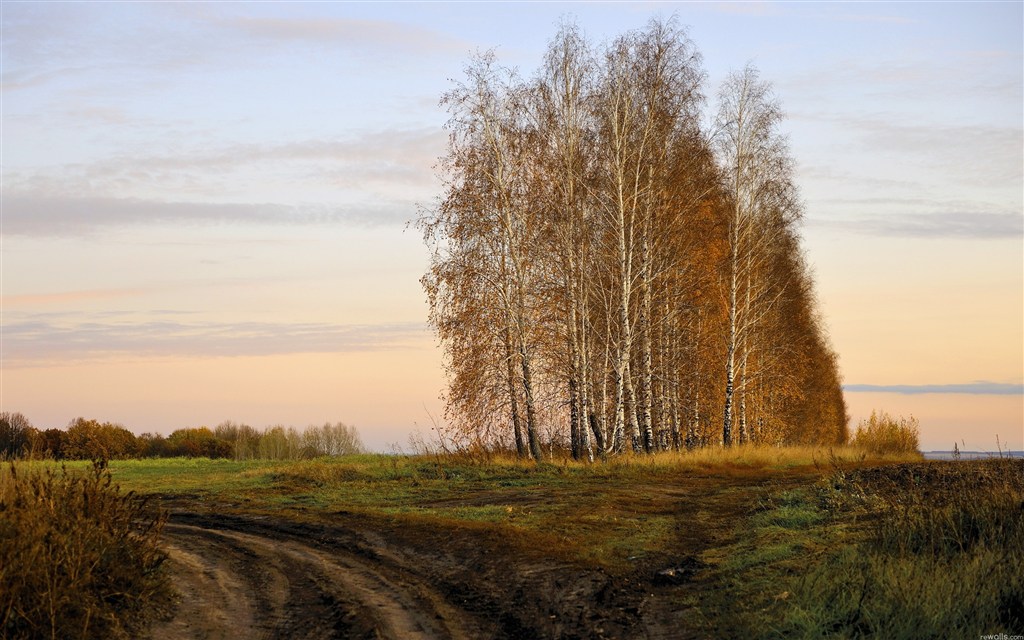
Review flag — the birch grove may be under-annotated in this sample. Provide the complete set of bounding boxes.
[419,18,847,458]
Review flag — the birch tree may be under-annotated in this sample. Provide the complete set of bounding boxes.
[531,22,599,460]
[421,23,847,457]
[592,18,705,453]
[422,53,546,460]
[715,64,802,446]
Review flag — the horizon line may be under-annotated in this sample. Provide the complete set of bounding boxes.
[844,382,1023,395]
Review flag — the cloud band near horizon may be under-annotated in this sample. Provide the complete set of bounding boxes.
[2,317,431,366]
[844,382,1023,395]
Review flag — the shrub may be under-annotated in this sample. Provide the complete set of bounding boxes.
[138,432,171,457]
[0,461,172,639]
[851,410,919,454]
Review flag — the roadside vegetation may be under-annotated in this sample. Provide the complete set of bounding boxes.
[0,461,172,640]
[795,458,1023,637]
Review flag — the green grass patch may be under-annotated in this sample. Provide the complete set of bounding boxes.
[701,458,1024,639]
[101,450,840,570]
[750,490,824,530]
[782,459,1024,638]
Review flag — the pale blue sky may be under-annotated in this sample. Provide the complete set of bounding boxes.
[2,2,1021,450]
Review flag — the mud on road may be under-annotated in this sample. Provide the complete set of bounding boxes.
[147,507,647,640]
[146,472,814,639]
[151,518,474,640]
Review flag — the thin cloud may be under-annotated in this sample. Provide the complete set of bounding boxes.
[806,211,1023,239]
[4,127,444,213]
[87,128,444,190]
[796,113,1023,189]
[216,14,468,56]
[844,382,1023,395]
[80,129,442,173]
[2,4,228,87]
[2,5,466,94]
[0,195,412,237]
[4,317,431,366]
[783,55,1020,105]
[0,66,94,93]
[798,166,922,193]
[709,2,783,17]
[854,120,1022,187]
[833,13,916,25]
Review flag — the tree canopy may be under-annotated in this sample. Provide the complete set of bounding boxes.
[419,18,847,460]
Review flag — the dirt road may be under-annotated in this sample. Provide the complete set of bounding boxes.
[149,512,493,640]
[145,506,662,640]
[146,471,812,639]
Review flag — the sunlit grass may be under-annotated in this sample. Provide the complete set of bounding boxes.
[87,446,914,572]
[851,410,920,455]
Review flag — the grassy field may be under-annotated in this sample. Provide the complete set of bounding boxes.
[98,447,901,568]
[7,447,1022,638]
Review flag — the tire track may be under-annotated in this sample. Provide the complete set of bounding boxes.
[149,520,479,640]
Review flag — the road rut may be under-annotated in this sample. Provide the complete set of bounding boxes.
[149,517,480,640]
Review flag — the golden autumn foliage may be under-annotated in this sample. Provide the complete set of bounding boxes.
[419,18,847,459]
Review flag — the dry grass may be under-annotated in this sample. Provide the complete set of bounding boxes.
[0,461,172,640]
[850,410,920,454]
[409,444,921,473]
[781,458,1024,638]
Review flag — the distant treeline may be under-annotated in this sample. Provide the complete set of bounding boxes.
[0,412,364,461]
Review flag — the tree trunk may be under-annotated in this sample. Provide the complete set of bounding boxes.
[569,374,581,459]
[723,341,736,447]
[578,290,594,461]
[504,327,526,458]
[520,343,543,462]
[638,216,655,453]
[738,352,749,445]
[625,362,643,452]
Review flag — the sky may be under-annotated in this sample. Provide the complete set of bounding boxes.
[2,2,1021,452]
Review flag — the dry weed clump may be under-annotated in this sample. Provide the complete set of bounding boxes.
[0,461,172,640]
[851,410,920,454]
